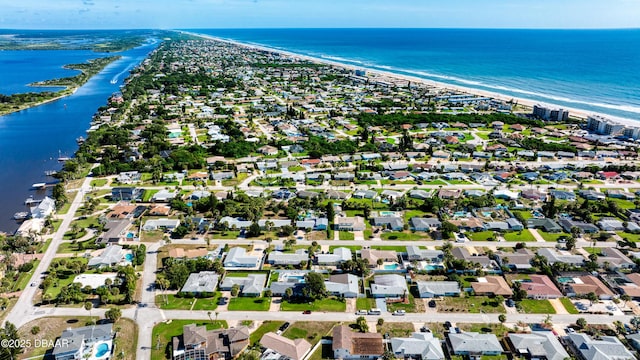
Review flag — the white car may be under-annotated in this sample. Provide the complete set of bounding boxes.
[392,310,406,316]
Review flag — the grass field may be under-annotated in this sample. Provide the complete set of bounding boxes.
[518,299,556,314]
[538,231,570,242]
[377,322,415,337]
[437,295,506,314]
[227,297,271,311]
[338,231,355,240]
[283,321,337,346]
[280,298,346,312]
[250,321,284,345]
[380,232,425,241]
[560,298,579,314]
[504,230,536,242]
[152,320,226,360]
[468,231,495,241]
[356,297,376,310]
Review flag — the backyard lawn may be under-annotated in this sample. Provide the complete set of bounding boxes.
[517,299,556,314]
[227,297,271,311]
[152,320,226,360]
[155,294,221,310]
[280,298,346,312]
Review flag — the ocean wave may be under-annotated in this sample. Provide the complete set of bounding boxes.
[319,55,364,64]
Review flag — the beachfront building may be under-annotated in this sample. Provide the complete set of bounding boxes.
[532,104,569,121]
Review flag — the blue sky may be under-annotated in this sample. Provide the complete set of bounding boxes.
[1,0,639,29]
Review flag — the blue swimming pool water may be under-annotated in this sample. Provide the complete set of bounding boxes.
[95,343,109,357]
[384,264,400,270]
[126,232,134,239]
[558,277,575,284]
[125,253,133,262]
[424,264,443,271]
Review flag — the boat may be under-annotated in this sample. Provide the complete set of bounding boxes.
[76,136,85,144]
[44,170,58,176]
[13,212,29,220]
[57,156,71,162]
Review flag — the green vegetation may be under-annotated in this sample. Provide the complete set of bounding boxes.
[280,298,346,312]
[381,232,424,241]
[282,321,336,346]
[227,297,271,311]
[468,231,495,241]
[356,297,376,310]
[338,231,355,240]
[504,231,536,242]
[517,299,556,314]
[437,295,506,313]
[560,298,579,314]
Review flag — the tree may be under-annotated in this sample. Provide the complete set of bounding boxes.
[355,316,369,332]
[576,317,587,329]
[621,294,631,307]
[85,301,93,323]
[52,182,68,206]
[498,314,506,323]
[105,307,121,322]
[284,287,294,300]
[586,292,598,305]
[377,318,384,326]
[302,272,327,301]
[0,321,22,359]
[631,316,640,332]
[231,284,240,297]
[565,236,576,251]
[247,222,262,238]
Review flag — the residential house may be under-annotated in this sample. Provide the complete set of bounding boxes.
[448,217,485,232]
[335,216,366,231]
[325,274,359,298]
[521,189,546,201]
[494,248,534,270]
[566,333,634,360]
[96,220,130,245]
[507,331,569,360]
[223,247,261,268]
[521,275,563,299]
[451,247,495,271]
[372,216,404,231]
[180,271,219,296]
[172,325,250,360]
[607,189,636,200]
[370,274,409,298]
[549,190,576,201]
[116,171,141,183]
[106,202,138,219]
[579,190,606,201]
[471,276,512,296]
[619,273,640,299]
[597,248,634,270]
[218,217,253,230]
[151,189,178,202]
[526,218,562,233]
[52,324,113,360]
[406,246,443,263]
[494,189,519,200]
[219,274,266,297]
[438,189,461,199]
[361,249,398,266]
[391,332,445,360]
[410,218,441,231]
[597,218,625,232]
[111,187,142,201]
[148,204,171,216]
[559,219,599,234]
[260,332,311,360]
[142,219,181,231]
[88,245,124,268]
[447,332,503,357]
[566,275,615,300]
[316,248,352,265]
[267,250,309,266]
[408,190,432,200]
[332,326,384,360]
[536,248,584,266]
[416,281,461,298]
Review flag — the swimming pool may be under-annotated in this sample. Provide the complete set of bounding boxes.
[126,232,135,239]
[384,264,400,270]
[453,211,469,218]
[125,253,134,262]
[423,264,444,271]
[95,342,110,358]
[379,211,396,216]
[558,277,575,284]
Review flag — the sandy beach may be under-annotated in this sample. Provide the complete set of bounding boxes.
[187,31,640,127]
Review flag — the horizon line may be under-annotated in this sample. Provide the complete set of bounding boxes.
[1,26,640,31]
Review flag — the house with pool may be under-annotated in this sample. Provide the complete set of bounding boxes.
[52,323,113,360]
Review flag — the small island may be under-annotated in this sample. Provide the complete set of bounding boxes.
[0,55,121,116]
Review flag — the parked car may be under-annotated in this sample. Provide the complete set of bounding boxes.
[428,300,436,308]
[392,310,406,316]
[303,310,312,314]
[444,321,452,330]
[355,310,367,315]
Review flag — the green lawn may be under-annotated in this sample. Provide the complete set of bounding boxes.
[380,232,425,241]
[282,321,337,346]
[617,231,640,242]
[468,231,495,241]
[356,297,376,310]
[437,295,506,314]
[338,231,355,240]
[90,178,108,187]
[13,260,40,292]
[403,210,428,222]
[512,210,533,220]
[328,245,362,252]
[538,231,570,242]
[227,297,271,311]
[386,294,418,313]
[250,321,284,345]
[517,299,556,314]
[141,189,159,202]
[280,298,346,312]
[504,231,536,242]
[152,320,227,360]
[155,294,221,310]
[560,298,579,314]
[607,197,636,210]
[371,245,409,252]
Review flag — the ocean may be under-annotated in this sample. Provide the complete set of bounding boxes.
[0,40,158,233]
[192,28,640,120]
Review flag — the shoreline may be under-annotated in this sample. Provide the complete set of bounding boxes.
[186,31,640,127]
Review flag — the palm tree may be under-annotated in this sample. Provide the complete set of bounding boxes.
[84,301,93,323]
